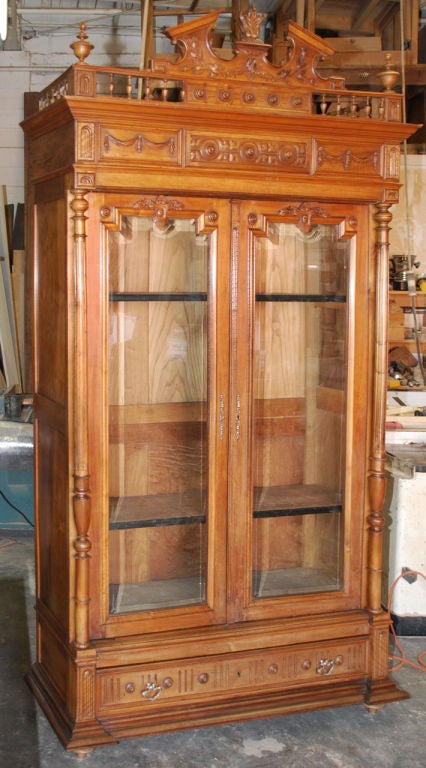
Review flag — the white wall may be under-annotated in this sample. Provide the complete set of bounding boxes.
[389,153,426,277]
[0,50,35,207]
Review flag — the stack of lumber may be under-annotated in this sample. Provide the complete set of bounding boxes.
[0,186,24,393]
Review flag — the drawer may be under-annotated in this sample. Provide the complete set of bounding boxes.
[97,638,368,713]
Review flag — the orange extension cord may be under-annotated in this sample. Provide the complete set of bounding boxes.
[0,537,17,548]
[387,569,426,674]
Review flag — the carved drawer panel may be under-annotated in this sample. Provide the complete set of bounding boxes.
[97,638,367,712]
[99,127,182,165]
[315,142,383,177]
[188,132,311,172]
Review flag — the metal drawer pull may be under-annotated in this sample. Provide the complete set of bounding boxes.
[236,394,241,439]
[316,658,335,676]
[141,679,162,701]
[219,394,225,440]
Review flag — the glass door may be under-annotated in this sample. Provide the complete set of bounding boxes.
[230,201,367,620]
[252,216,347,598]
[105,197,229,627]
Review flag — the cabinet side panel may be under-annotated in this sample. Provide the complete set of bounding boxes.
[34,195,70,635]
[37,421,69,630]
[36,198,67,405]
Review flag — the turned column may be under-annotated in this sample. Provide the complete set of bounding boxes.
[367,199,392,615]
[70,188,91,650]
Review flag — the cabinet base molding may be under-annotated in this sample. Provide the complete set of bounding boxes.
[25,664,118,754]
[364,678,411,709]
[101,680,409,744]
[26,634,409,756]
[27,663,408,756]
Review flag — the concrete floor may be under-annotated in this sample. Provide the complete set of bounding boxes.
[1,534,425,768]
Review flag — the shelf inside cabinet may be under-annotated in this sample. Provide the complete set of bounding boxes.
[109,292,207,302]
[255,294,346,303]
[253,567,340,597]
[109,484,342,530]
[110,576,206,613]
[253,484,342,518]
[109,491,206,529]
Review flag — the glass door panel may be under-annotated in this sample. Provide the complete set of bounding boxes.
[107,213,209,614]
[252,220,349,599]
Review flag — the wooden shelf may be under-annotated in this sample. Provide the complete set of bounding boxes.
[253,567,340,598]
[110,292,346,304]
[255,294,346,303]
[109,491,206,529]
[253,484,342,518]
[110,484,342,530]
[109,292,207,302]
[110,576,206,613]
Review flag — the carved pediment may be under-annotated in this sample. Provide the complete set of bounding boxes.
[152,8,345,92]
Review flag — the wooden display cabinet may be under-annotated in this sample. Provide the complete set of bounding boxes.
[22,8,415,757]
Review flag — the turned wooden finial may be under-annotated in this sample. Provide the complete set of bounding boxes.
[377,53,399,92]
[70,22,94,63]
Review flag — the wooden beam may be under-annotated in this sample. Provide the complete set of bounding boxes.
[306,0,315,32]
[296,0,305,27]
[277,0,294,18]
[232,0,249,42]
[352,0,384,33]
[139,0,152,69]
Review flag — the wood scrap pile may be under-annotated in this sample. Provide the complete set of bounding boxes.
[388,345,420,388]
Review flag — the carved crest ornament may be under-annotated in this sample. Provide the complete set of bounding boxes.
[40,4,402,125]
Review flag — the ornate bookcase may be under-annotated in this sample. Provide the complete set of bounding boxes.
[22,7,415,757]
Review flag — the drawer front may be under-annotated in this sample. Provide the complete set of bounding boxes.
[97,638,367,713]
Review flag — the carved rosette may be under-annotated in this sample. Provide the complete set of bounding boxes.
[190,135,308,169]
[100,205,113,221]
